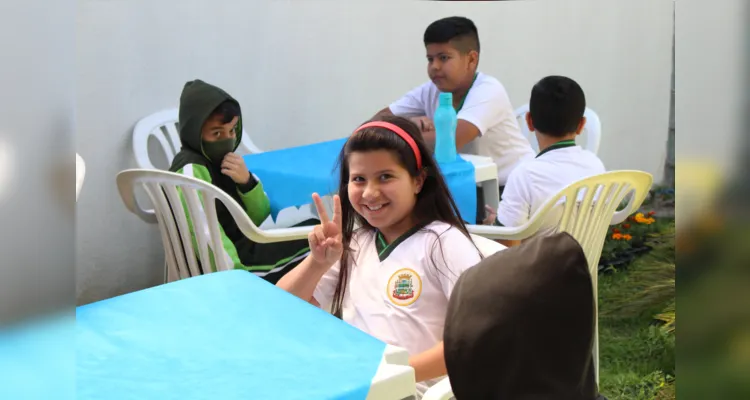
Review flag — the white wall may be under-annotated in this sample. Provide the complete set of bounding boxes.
[0,0,76,321]
[76,0,673,303]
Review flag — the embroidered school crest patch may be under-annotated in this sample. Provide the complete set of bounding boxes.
[387,268,422,306]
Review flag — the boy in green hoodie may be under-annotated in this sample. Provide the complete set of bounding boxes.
[169,79,315,283]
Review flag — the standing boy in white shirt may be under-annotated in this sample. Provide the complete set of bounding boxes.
[374,16,535,223]
[493,76,606,246]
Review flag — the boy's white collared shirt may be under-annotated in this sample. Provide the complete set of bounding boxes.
[496,145,606,236]
[313,221,482,397]
[389,71,535,186]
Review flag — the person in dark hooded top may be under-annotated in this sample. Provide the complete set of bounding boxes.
[442,232,605,400]
[169,79,316,283]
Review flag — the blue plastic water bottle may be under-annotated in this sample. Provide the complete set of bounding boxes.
[434,92,457,163]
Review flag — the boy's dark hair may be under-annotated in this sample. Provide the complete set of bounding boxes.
[330,115,481,318]
[529,76,586,137]
[210,100,241,124]
[423,16,480,54]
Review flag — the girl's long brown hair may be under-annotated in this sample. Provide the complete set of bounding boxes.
[330,115,481,318]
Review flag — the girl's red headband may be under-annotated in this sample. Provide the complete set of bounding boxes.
[353,121,423,169]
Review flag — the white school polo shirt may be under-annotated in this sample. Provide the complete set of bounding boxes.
[313,221,482,397]
[389,72,535,186]
[496,142,606,237]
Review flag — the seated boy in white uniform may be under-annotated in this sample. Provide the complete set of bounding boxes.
[491,76,606,246]
[373,16,534,223]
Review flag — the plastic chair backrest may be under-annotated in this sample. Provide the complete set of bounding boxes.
[431,173,652,399]
[537,171,650,271]
[470,171,651,264]
[515,104,602,155]
[467,170,653,385]
[116,169,313,281]
[132,108,263,170]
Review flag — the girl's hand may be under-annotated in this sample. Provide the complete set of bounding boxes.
[309,193,343,267]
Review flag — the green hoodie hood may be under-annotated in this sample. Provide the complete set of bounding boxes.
[171,79,243,169]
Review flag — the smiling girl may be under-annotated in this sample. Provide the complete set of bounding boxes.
[277,115,482,396]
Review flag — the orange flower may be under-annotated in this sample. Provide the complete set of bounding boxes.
[612,233,623,240]
[613,228,621,234]
[633,212,656,224]
[623,223,631,229]
[622,234,632,240]
[633,213,648,224]
[648,211,656,216]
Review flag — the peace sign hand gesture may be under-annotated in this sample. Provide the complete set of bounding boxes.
[309,193,343,267]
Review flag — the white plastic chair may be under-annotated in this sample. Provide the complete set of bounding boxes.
[422,377,454,400]
[457,171,651,393]
[116,169,314,282]
[76,153,85,201]
[515,104,602,155]
[132,108,263,170]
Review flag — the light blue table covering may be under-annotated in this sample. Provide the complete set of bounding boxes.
[0,313,75,399]
[76,270,387,399]
[244,138,477,222]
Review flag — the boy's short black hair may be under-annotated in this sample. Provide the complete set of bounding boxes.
[529,76,586,137]
[210,100,240,124]
[424,16,480,54]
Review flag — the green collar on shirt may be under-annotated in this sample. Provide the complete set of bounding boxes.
[536,139,577,158]
[375,222,429,261]
[455,73,479,112]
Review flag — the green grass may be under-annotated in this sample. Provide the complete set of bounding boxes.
[598,222,676,399]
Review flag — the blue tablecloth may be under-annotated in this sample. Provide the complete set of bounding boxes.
[0,313,75,399]
[76,270,387,400]
[244,138,477,222]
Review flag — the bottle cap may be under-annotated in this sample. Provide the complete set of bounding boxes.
[438,92,453,106]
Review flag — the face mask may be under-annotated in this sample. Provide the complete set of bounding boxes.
[202,138,236,163]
